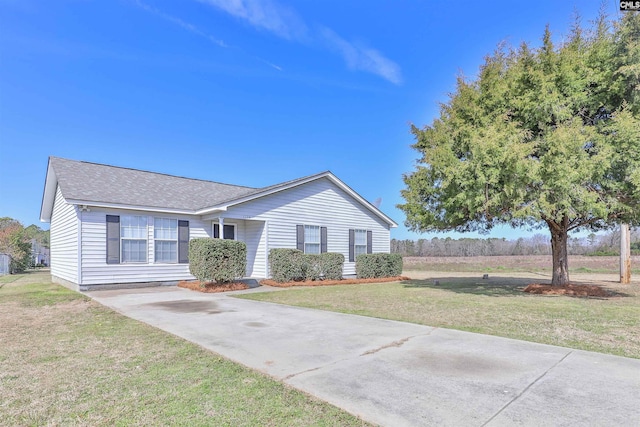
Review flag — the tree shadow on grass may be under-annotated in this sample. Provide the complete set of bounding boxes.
[401,276,634,299]
[401,276,541,297]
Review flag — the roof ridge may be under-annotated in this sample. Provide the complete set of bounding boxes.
[49,156,257,190]
[255,170,333,190]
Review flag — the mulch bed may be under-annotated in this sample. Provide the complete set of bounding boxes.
[177,280,249,293]
[523,283,612,298]
[260,276,411,288]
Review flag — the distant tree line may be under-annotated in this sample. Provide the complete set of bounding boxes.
[392,229,640,257]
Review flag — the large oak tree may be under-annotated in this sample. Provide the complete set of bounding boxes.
[399,13,640,285]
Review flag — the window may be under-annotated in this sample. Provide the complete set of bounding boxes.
[349,229,372,262]
[154,218,177,263]
[296,225,327,253]
[304,225,320,254]
[107,215,188,265]
[354,229,367,258]
[121,216,147,263]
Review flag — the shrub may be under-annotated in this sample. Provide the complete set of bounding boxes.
[269,249,344,282]
[189,238,247,284]
[586,249,619,256]
[304,253,345,281]
[356,253,403,278]
[318,252,344,280]
[303,254,323,281]
[269,249,307,282]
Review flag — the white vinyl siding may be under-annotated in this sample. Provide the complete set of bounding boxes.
[216,177,391,276]
[304,225,320,254]
[50,186,79,284]
[244,220,266,277]
[79,210,210,286]
[354,229,367,258]
[72,176,390,285]
[154,218,177,263]
[121,216,147,263]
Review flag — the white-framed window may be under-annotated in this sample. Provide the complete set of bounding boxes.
[354,229,368,258]
[121,215,148,263]
[154,218,178,263]
[304,225,321,254]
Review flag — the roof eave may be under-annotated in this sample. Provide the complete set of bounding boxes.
[64,199,199,216]
[39,158,57,223]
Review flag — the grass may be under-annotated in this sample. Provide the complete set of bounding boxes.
[0,271,369,426]
[402,255,640,274]
[239,273,640,359]
[406,264,640,274]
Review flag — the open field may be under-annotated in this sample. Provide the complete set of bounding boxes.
[240,271,640,359]
[404,254,640,274]
[0,271,368,426]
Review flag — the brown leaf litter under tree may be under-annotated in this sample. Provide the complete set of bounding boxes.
[523,283,613,298]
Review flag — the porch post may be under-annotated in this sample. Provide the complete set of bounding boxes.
[219,217,224,239]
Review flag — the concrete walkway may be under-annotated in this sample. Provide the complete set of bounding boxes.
[87,286,640,427]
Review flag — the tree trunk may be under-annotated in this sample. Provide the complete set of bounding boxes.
[549,220,570,286]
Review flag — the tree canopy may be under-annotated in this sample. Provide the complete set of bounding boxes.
[398,13,640,285]
[0,217,49,273]
[0,218,32,273]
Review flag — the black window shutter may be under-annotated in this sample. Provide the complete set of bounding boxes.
[367,230,373,254]
[348,229,355,262]
[106,215,120,264]
[320,227,327,253]
[213,224,219,238]
[296,225,304,251]
[178,220,189,264]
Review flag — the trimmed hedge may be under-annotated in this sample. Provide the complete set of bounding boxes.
[269,249,306,283]
[356,253,403,279]
[318,252,344,280]
[302,254,323,281]
[269,249,344,282]
[189,238,247,283]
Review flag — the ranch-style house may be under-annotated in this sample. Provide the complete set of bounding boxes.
[40,157,397,290]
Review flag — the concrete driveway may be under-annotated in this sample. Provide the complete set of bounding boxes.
[87,286,640,427]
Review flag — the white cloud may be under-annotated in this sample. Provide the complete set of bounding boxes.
[138,0,402,84]
[135,0,286,71]
[199,0,402,84]
[256,57,283,71]
[320,27,402,85]
[198,0,307,40]
[135,0,228,47]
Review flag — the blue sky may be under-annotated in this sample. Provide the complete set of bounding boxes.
[0,0,624,240]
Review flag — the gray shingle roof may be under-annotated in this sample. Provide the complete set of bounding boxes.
[50,157,259,211]
[43,157,396,227]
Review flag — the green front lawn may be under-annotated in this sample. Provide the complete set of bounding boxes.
[0,272,368,426]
